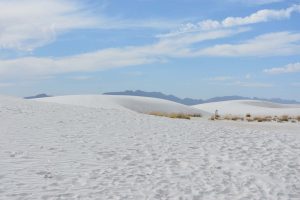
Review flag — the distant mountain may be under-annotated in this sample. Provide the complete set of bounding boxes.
[205,96,250,103]
[104,90,204,105]
[24,94,51,99]
[104,90,300,105]
[251,97,300,104]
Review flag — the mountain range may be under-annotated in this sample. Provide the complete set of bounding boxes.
[103,90,300,105]
[24,93,51,99]
[24,91,300,105]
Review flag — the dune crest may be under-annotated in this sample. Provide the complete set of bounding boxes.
[35,95,210,116]
[193,100,300,116]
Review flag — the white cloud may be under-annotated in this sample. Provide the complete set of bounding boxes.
[69,76,92,81]
[264,62,300,74]
[123,71,144,77]
[0,0,179,51]
[1,30,299,79]
[245,74,251,79]
[0,28,246,78]
[0,48,158,77]
[0,0,100,51]
[291,82,300,87]
[0,82,14,87]
[207,75,272,88]
[208,76,234,81]
[208,74,253,82]
[200,4,300,30]
[229,0,284,5]
[163,4,300,36]
[196,32,300,57]
[232,81,273,88]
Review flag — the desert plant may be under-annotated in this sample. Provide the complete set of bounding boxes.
[231,117,238,121]
[253,116,261,121]
[253,116,269,122]
[148,112,191,120]
[190,114,202,118]
[246,118,254,122]
[278,115,289,122]
[149,112,164,117]
[221,115,243,121]
[297,116,300,122]
[264,116,273,122]
[210,114,220,120]
[245,113,251,118]
[232,116,244,121]
[224,115,232,120]
[169,113,191,120]
[255,117,264,122]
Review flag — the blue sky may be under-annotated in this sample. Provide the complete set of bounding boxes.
[0,0,300,100]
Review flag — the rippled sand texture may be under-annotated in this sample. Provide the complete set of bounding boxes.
[0,96,300,199]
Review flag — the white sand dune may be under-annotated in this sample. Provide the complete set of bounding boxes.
[35,95,210,116]
[193,100,300,116]
[1,95,300,199]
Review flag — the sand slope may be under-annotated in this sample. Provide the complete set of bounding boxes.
[1,96,300,199]
[193,100,300,116]
[35,95,209,116]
